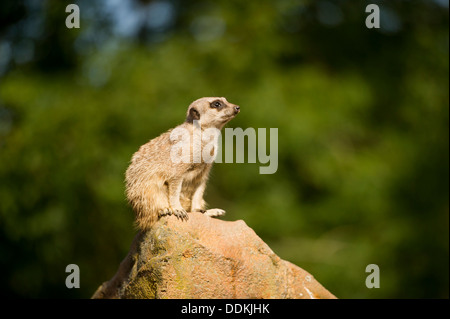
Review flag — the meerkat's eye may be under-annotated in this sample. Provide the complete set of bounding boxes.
[211,101,222,108]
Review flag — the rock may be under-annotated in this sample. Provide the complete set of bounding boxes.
[92,212,336,299]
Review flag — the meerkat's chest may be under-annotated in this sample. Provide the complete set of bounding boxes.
[192,129,220,162]
[183,163,208,181]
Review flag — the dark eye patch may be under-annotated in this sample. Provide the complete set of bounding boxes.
[210,100,223,109]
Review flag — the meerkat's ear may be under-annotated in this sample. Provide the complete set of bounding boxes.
[186,107,200,123]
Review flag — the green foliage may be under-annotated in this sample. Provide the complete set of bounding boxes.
[0,0,448,298]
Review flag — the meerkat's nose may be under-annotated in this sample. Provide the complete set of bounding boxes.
[234,105,240,113]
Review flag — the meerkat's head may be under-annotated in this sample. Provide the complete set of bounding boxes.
[186,97,240,129]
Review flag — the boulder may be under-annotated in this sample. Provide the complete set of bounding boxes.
[92,212,336,299]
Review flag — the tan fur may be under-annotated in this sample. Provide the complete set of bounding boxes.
[125,97,240,230]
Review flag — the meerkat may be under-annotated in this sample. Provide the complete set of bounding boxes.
[125,97,240,230]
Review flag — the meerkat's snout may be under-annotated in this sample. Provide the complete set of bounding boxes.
[226,104,240,121]
[220,102,240,124]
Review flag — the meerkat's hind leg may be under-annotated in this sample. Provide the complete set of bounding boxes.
[158,207,172,217]
[204,208,226,217]
[147,179,174,219]
[168,178,189,221]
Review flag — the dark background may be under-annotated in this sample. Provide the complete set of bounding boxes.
[0,0,448,298]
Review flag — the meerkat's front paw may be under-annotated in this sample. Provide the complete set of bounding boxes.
[158,207,188,221]
[172,208,189,221]
[204,208,226,217]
